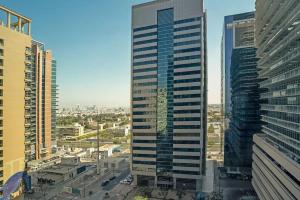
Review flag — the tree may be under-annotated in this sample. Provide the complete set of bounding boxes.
[208,124,215,133]
[134,196,148,200]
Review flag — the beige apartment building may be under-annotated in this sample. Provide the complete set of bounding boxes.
[30,41,54,160]
[0,5,31,185]
[0,6,57,190]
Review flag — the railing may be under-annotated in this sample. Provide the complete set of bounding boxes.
[260,63,300,87]
[261,104,300,114]
[262,115,300,133]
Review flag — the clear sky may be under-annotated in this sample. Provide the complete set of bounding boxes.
[3,0,254,107]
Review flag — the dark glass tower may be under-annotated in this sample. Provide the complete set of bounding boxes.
[223,12,260,170]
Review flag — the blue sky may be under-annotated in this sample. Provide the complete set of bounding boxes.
[3,0,254,107]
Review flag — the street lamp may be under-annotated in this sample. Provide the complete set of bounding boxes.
[96,113,100,175]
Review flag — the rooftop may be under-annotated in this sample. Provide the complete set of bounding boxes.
[0,5,31,21]
[0,5,31,35]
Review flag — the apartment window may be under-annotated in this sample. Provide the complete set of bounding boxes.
[0,60,3,67]
[133,160,156,165]
[133,31,157,39]
[0,130,2,137]
[0,150,3,157]
[0,80,2,86]
[0,69,2,76]
[0,49,3,56]
[0,39,3,46]
[174,24,201,32]
[133,46,157,53]
[0,110,2,117]
[0,140,2,147]
[0,100,2,106]
[133,24,157,32]
[133,67,156,73]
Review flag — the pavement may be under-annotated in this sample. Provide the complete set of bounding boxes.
[219,177,257,200]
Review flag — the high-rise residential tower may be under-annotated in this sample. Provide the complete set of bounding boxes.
[0,6,31,186]
[222,12,260,170]
[252,0,300,199]
[27,40,56,161]
[131,0,207,191]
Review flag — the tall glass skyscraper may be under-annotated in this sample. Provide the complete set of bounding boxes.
[222,12,260,170]
[252,0,300,199]
[131,0,207,191]
[221,12,256,123]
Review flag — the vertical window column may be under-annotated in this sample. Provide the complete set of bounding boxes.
[156,8,174,176]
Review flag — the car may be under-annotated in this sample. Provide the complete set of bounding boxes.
[120,179,130,184]
[109,176,116,181]
[101,180,109,186]
[104,192,110,199]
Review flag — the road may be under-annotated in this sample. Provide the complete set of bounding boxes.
[86,168,130,200]
[220,177,257,200]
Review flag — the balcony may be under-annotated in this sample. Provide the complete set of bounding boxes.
[260,64,300,88]
[262,115,300,133]
[261,104,300,114]
[40,148,48,154]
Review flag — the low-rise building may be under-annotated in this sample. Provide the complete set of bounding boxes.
[57,123,84,139]
[91,144,120,159]
[101,157,126,171]
[36,156,87,185]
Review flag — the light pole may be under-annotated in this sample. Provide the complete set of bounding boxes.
[96,118,100,175]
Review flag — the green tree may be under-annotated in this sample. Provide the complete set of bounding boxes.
[134,196,148,200]
[208,124,215,133]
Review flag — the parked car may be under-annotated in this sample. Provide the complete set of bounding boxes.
[109,176,116,181]
[101,180,109,187]
[104,192,110,199]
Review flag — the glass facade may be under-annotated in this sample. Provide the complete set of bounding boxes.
[223,12,260,169]
[51,60,57,141]
[156,8,174,176]
[225,47,260,167]
[132,0,206,191]
[252,1,300,199]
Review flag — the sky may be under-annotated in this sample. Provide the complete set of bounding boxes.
[2,0,255,107]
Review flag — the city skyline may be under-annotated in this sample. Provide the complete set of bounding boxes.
[3,0,255,107]
[0,0,299,199]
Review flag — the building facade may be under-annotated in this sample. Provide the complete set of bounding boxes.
[131,0,207,191]
[29,41,56,160]
[252,0,300,199]
[0,6,31,186]
[223,12,261,170]
[221,12,256,127]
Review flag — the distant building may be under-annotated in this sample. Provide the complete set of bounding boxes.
[252,0,300,199]
[131,0,207,191]
[223,12,260,169]
[57,123,84,138]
